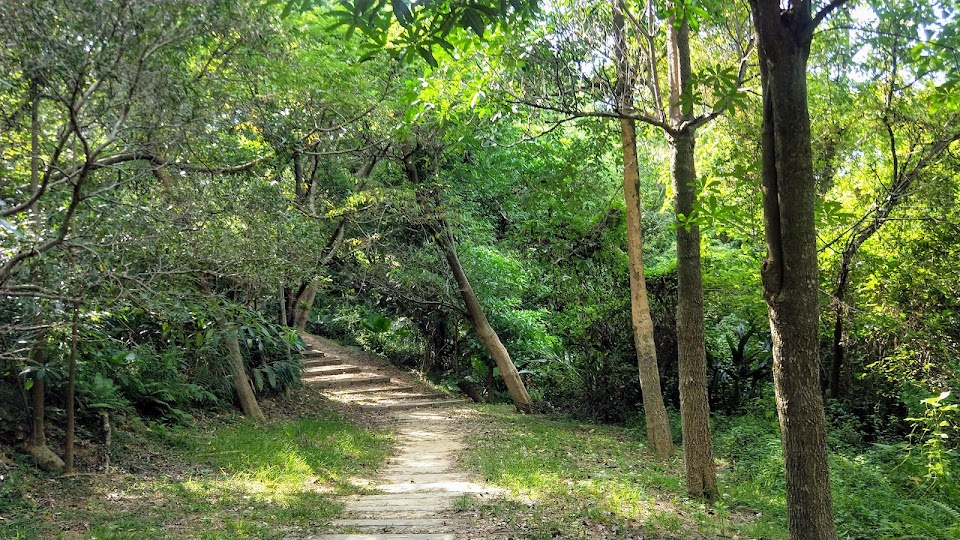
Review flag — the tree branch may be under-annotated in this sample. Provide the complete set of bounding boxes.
[808,0,848,35]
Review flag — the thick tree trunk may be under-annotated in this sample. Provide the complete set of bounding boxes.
[671,130,717,498]
[612,0,673,460]
[218,318,266,422]
[435,223,533,413]
[750,2,838,538]
[667,6,716,498]
[26,372,64,472]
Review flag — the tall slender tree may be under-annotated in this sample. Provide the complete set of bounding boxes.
[611,0,674,459]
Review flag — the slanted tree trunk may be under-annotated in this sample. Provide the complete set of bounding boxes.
[434,220,532,413]
[286,153,379,330]
[667,8,716,498]
[289,217,345,330]
[217,318,266,422]
[25,342,64,472]
[402,147,532,413]
[612,0,673,459]
[292,278,321,331]
[749,2,843,538]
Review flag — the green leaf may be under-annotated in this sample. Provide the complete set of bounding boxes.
[391,0,413,25]
[418,46,438,67]
[462,9,485,37]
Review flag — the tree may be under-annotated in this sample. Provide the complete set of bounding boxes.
[823,2,960,398]
[611,0,674,460]
[402,142,533,412]
[510,0,749,482]
[747,1,848,537]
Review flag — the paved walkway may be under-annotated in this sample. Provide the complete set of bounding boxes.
[297,335,499,540]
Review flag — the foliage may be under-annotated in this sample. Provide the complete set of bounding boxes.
[904,391,959,492]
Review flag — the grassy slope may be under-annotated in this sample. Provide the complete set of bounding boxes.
[461,404,960,540]
[0,394,392,540]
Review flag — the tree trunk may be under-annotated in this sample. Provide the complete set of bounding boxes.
[667,6,716,497]
[292,278,320,331]
[435,222,533,413]
[750,2,838,538]
[671,129,717,498]
[830,258,851,397]
[218,318,266,422]
[402,144,532,413]
[25,343,64,471]
[64,304,79,473]
[100,411,112,473]
[612,0,673,460]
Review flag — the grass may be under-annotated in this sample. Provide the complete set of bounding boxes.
[461,404,960,540]
[0,400,392,540]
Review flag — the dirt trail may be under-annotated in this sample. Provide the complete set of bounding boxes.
[298,335,503,540]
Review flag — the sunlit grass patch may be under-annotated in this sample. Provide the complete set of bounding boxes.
[462,404,780,539]
[2,409,392,540]
[464,404,960,540]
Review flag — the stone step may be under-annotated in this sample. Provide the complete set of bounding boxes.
[344,502,453,513]
[341,390,447,402]
[330,518,448,528]
[381,473,467,484]
[303,364,361,376]
[359,400,466,411]
[340,509,440,520]
[303,374,391,389]
[343,492,463,502]
[304,350,326,357]
[306,535,454,540]
[330,384,416,395]
[303,357,342,367]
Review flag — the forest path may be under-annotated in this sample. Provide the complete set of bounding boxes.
[297,335,501,540]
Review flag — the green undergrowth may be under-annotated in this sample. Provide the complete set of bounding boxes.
[0,402,392,540]
[461,404,960,540]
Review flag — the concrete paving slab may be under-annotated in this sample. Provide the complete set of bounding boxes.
[331,518,448,527]
[305,535,454,540]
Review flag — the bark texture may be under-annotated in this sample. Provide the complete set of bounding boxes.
[26,375,64,472]
[667,7,716,498]
[218,318,266,422]
[65,305,79,473]
[671,130,717,498]
[622,118,673,458]
[750,1,838,538]
[613,0,673,459]
[435,221,533,413]
[403,146,532,413]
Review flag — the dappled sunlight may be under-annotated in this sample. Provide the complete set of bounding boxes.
[464,404,775,538]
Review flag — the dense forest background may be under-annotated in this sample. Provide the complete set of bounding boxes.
[1,0,958,538]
